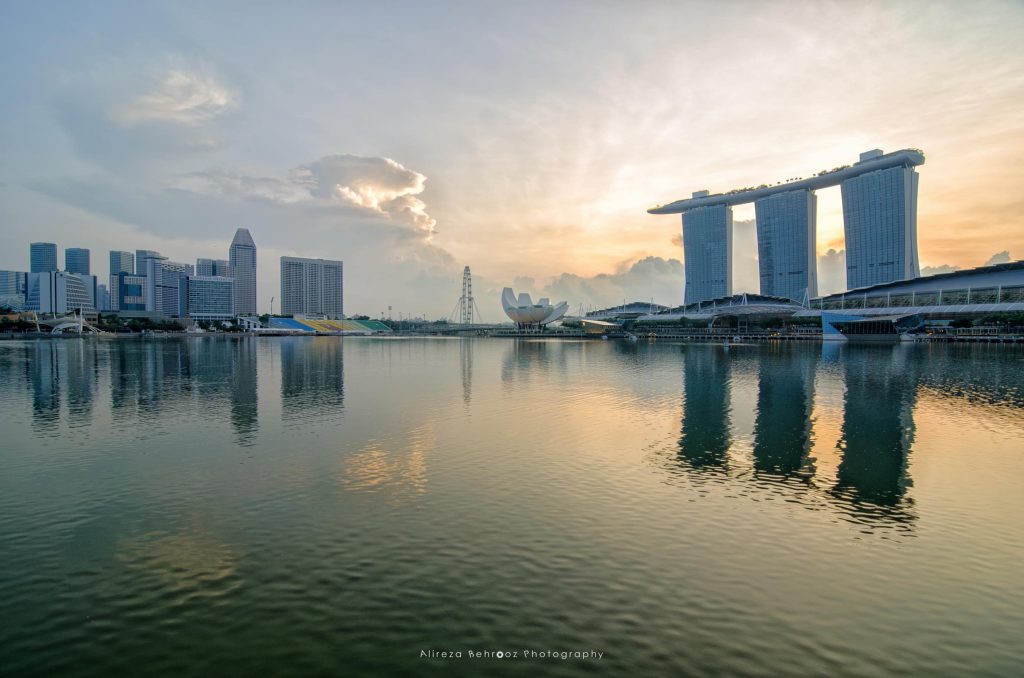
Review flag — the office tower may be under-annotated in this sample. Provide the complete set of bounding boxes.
[109,251,134,276]
[135,250,160,274]
[840,154,920,289]
[30,243,58,273]
[144,256,193,317]
[65,248,91,275]
[114,272,147,311]
[108,250,134,311]
[96,284,111,312]
[26,271,96,314]
[229,228,257,315]
[280,257,344,318]
[196,258,232,277]
[681,203,732,304]
[186,275,235,321]
[754,189,818,302]
[0,270,29,310]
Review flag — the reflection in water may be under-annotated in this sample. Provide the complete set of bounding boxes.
[678,346,731,470]
[338,424,433,505]
[752,346,817,479]
[665,343,923,529]
[231,339,259,446]
[460,338,473,406]
[280,338,344,427]
[833,347,915,510]
[28,341,61,436]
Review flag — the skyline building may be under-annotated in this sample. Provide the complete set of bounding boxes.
[114,272,146,311]
[197,258,232,278]
[229,229,257,315]
[108,250,134,311]
[754,189,818,302]
[144,256,193,317]
[30,243,58,273]
[840,157,920,289]
[0,270,28,310]
[681,202,733,304]
[186,275,235,321]
[649,149,925,304]
[64,247,90,275]
[135,250,160,275]
[96,283,110,312]
[26,271,96,314]
[280,256,344,318]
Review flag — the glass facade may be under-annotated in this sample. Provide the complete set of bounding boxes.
[280,257,344,318]
[682,205,732,304]
[186,276,235,320]
[64,248,90,275]
[116,273,147,311]
[0,270,28,310]
[754,189,817,302]
[109,251,134,276]
[229,229,257,316]
[841,166,920,289]
[30,243,58,273]
[144,258,193,317]
[196,258,232,277]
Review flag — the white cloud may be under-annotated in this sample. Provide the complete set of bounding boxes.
[541,256,685,311]
[174,154,437,235]
[111,69,239,126]
[984,250,1011,266]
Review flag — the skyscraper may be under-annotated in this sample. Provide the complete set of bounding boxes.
[65,248,91,275]
[0,270,28,310]
[229,229,257,315]
[841,158,920,289]
[135,250,161,274]
[754,189,818,302]
[186,275,235,321]
[196,258,232,277]
[681,202,732,304]
[144,256,193,317]
[109,251,134,276]
[280,256,344,318]
[30,243,58,273]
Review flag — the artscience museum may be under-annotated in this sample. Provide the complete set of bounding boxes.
[501,287,568,329]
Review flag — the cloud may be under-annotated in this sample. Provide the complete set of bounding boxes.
[921,263,961,276]
[111,69,239,127]
[541,256,685,311]
[175,154,437,235]
[984,250,1011,266]
[817,248,846,296]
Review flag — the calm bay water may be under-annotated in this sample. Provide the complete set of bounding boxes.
[1,337,1022,677]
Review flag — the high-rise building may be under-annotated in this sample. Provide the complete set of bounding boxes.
[754,189,818,302]
[0,270,29,310]
[135,250,161,275]
[186,276,235,321]
[144,256,193,317]
[114,273,146,311]
[280,256,344,318]
[110,251,134,276]
[196,258,232,278]
[229,229,257,315]
[26,271,95,314]
[30,243,58,273]
[841,158,920,289]
[108,251,134,311]
[96,283,111,312]
[65,248,91,275]
[681,202,732,304]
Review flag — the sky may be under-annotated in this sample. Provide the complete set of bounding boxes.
[1,0,1022,318]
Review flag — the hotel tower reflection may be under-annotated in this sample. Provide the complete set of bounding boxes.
[675,343,915,527]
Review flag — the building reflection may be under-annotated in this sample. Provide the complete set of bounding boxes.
[27,341,61,436]
[678,346,731,470]
[667,343,919,529]
[280,337,344,427]
[832,346,916,509]
[751,346,817,479]
[230,339,259,446]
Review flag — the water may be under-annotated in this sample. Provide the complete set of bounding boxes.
[1,337,1022,677]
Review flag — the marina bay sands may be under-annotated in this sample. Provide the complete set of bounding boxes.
[649,148,925,304]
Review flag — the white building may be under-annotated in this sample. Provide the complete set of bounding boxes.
[280,256,343,318]
[187,275,235,321]
[145,256,193,317]
[26,271,96,315]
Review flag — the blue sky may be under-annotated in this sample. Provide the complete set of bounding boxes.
[2,1,1022,316]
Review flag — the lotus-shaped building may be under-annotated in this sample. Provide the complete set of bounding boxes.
[501,287,569,328]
